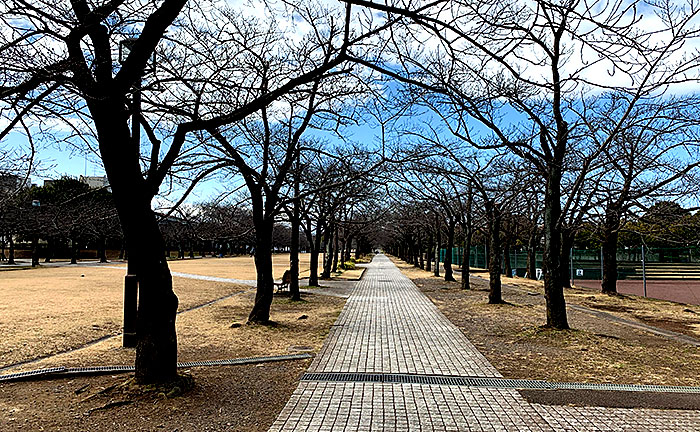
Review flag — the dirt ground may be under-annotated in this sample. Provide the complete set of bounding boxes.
[0,257,347,431]
[393,258,700,387]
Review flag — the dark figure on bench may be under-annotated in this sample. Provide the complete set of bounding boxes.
[275,269,292,292]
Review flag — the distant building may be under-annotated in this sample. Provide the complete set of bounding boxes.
[0,173,22,195]
[79,175,110,190]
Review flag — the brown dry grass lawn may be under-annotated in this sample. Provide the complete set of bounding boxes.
[0,257,347,432]
[167,253,312,280]
[393,257,700,387]
[0,253,312,369]
[0,265,249,368]
[0,290,345,431]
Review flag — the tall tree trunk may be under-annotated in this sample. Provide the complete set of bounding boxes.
[417,234,424,269]
[503,237,512,277]
[44,238,52,263]
[95,102,179,384]
[425,232,433,273]
[99,236,108,263]
[332,225,339,273]
[461,185,473,290]
[321,221,334,279]
[8,235,15,265]
[527,230,537,280]
[559,228,573,289]
[307,220,323,286]
[486,200,502,304]
[71,236,78,264]
[444,220,457,282]
[289,203,301,301]
[177,242,184,259]
[543,164,569,329]
[31,235,39,267]
[249,217,275,323]
[601,208,620,294]
[434,220,441,277]
[344,234,352,263]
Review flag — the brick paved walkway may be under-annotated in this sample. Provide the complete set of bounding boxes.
[269,255,700,431]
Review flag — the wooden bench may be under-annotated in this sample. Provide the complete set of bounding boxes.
[275,269,292,293]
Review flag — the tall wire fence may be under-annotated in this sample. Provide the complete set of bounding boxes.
[439,246,700,305]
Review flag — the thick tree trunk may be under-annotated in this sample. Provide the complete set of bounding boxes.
[601,209,620,294]
[444,220,456,282]
[486,200,502,304]
[119,204,177,385]
[542,165,569,329]
[94,102,179,384]
[249,217,275,323]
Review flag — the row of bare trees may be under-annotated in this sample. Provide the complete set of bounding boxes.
[3,0,700,384]
[348,0,700,331]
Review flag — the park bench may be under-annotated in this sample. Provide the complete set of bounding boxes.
[275,269,291,293]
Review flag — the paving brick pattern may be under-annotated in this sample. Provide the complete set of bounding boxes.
[306,257,499,377]
[269,255,700,431]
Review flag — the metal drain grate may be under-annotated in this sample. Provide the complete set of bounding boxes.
[301,372,551,389]
[0,354,313,383]
[177,353,312,368]
[301,372,700,394]
[63,365,135,375]
[0,367,67,382]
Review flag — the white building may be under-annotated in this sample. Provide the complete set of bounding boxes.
[79,175,110,190]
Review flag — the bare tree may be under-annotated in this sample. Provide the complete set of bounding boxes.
[0,0,381,382]
[346,0,700,329]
